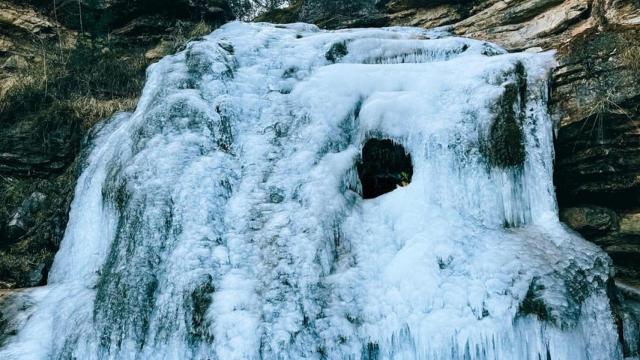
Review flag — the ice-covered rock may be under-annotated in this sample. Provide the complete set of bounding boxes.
[0,22,623,359]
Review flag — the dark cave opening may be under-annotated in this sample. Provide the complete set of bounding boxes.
[357,139,413,199]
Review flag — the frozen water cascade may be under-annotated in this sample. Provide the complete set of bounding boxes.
[0,22,625,359]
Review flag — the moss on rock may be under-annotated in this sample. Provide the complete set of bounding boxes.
[480,63,527,168]
[517,278,553,322]
[325,41,348,63]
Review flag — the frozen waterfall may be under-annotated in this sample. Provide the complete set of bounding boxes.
[0,22,624,359]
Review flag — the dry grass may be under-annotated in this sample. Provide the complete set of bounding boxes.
[582,87,635,144]
[165,20,214,53]
[0,37,148,130]
[189,20,213,38]
[621,45,640,73]
[67,96,139,128]
[0,18,220,133]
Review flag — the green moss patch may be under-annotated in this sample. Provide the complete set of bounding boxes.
[517,278,553,322]
[480,63,527,168]
[326,41,348,63]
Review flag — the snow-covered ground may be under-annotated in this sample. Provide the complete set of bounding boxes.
[0,22,623,359]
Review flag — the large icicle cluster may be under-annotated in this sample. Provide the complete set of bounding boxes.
[0,22,623,359]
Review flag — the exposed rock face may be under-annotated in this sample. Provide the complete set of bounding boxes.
[298,0,388,27]
[554,28,640,208]
[551,20,640,285]
[25,0,232,32]
[614,280,640,357]
[0,113,82,176]
[451,0,593,51]
[560,206,618,237]
[481,62,527,169]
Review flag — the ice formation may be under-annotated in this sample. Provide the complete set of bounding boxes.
[0,22,624,359]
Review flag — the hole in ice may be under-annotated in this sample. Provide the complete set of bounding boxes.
[357,139,413,199]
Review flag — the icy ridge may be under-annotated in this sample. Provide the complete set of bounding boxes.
[0,22,623,359]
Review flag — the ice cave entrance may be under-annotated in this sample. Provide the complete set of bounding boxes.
[357,138,413,199]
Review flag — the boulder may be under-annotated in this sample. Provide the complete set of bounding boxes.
[3,192,47,245]
[560,206,618,237]
[0,2,59,37]
[620,212,640,236]
[1,55,28,71]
